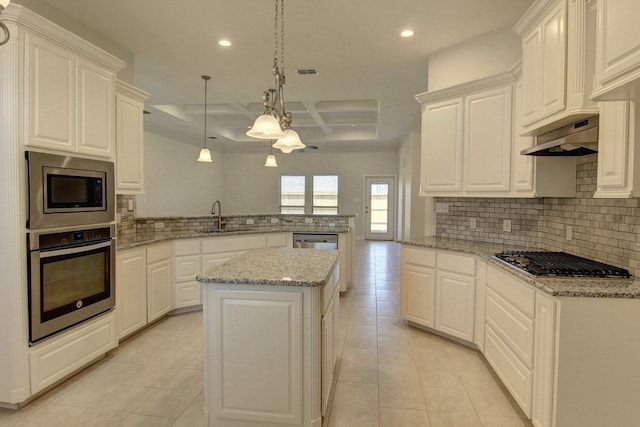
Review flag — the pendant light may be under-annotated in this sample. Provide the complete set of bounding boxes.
[246,0,305,153]
[0,0,11,46]
[197,75,213,162]
[264,144,278,167]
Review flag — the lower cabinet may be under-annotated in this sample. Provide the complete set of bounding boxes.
[400,246,475,342]
[116,242,172,339]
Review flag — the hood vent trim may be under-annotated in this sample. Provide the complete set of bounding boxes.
[521,116,599,156]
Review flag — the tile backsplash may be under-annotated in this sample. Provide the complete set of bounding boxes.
[435,156,640,277]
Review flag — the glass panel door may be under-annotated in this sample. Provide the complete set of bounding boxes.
[365,176,395,240]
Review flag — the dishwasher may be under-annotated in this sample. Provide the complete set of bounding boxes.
[293,233,338,250]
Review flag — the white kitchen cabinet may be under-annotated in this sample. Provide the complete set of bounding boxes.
[419,97,464,193]
[485,265,535,417]
[473,260,487,352]
[531,292,556,427]
[416,73,518,197]
[400,247,436,328]
[146,242,173,323]
[435,252,475,342]
[321,283,340,417]
[594,100,640,197]
[463,86,512,192]
[400,247,475,343]
[115,80,150,194]
[174,239,202,310]
[116,247,147,339]
[514,0,598,134]
[591,0,640,100]
[24,31,121,158]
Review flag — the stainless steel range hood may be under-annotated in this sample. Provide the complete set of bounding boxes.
[521,116,599,156]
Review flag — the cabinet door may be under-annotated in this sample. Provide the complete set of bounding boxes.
[532,293,556,427]
[174,281,202,309]
[115,92,145,192]
[595,100,639,198]
[25,32,76,151]
[595,0,640,90]
[420,98,463,193]
[522,26,542,124]
[116,248,147,339]
[435,271,475,341]
[463,86,512,192]
[400,264,436,328]
[76,59,114,158]
[512,78,536,193]
[147,259,172,322]
[202,252,235,271]
[539,1,567,119]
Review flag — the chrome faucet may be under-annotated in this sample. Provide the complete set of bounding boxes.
[211,200,222,230]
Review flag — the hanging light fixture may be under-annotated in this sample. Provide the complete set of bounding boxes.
[246,0,305,153]
[197,75,213,162]
[0,0,11,46]
[264,144,278,167]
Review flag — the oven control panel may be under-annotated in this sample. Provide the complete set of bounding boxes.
[31,226,113,250]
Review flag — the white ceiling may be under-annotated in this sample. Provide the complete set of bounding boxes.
[30,0,533,152]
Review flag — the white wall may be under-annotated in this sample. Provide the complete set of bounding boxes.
[222,149,399,239]
[135,123,224,217]
[427,27,521,91]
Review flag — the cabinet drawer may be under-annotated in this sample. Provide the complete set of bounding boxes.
[201,235,266,253]
[146,242,171,263]
[174,255,200,282]
[402,247,436,268]
[437,252,475,276]
[267,233,287,247]
[174,239,200,256]
[485,325,532,417]
[486,266,534,317]
[486,288,534,368]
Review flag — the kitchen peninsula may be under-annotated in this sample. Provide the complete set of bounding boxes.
[197,248,341,427]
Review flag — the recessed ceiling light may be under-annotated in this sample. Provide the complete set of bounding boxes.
[218,40,232,47]
[400,29,414,38]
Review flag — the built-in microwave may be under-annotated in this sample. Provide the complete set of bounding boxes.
[26,151,115,229]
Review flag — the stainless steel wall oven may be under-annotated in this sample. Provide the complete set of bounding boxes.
[28,225,115,344]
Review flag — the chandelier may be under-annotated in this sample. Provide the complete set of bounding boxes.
[197,75,213,162]
[0,0,11,46]
[246,0,305,153]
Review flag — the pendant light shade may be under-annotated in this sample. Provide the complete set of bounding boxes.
[246,114,285,139]
[197,75,213,163]
[0,0,10,46]
[197,148,213,162]
[272,128,305,153]
[264,154,278,167]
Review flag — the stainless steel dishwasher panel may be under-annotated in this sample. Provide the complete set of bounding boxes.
[293,233,338,250]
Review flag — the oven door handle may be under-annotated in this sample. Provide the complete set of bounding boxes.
[36,240,113,258]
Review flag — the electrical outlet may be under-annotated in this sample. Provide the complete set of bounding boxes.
[435,202,449,213]
[566,225,572,241]
[271,218,279,224]
[127,199,134,211]
[469,218,477,229]
[502,219,512,232]
[246,218,254,225]
[305,217,313,223]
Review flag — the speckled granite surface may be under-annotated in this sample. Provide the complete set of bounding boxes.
[117,227,349,250]
[196,248,339,287]
[398,237,640,299]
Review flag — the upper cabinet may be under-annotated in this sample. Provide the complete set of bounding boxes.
[115,81,150,194]
[591,0,640,101]
[514,0,598,135]
[23,28,124,158]
[416,74,514,197]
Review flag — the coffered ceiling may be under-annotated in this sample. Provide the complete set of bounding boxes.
[25,0,533,152]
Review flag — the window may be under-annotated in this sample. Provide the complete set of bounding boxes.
[280,175,305,214]
[312,175,338,215]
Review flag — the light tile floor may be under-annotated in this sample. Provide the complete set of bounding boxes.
[0,241,531,427]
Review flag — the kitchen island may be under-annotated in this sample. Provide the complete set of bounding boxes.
[197,248,341,427]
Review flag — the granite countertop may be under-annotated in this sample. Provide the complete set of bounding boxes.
[117,227,350,250]
[398,237,640,299]
[196,248,339,287]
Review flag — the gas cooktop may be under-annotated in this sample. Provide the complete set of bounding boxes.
[494,251,631,278]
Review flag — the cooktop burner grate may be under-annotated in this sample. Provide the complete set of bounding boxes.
[494,251,631,278]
